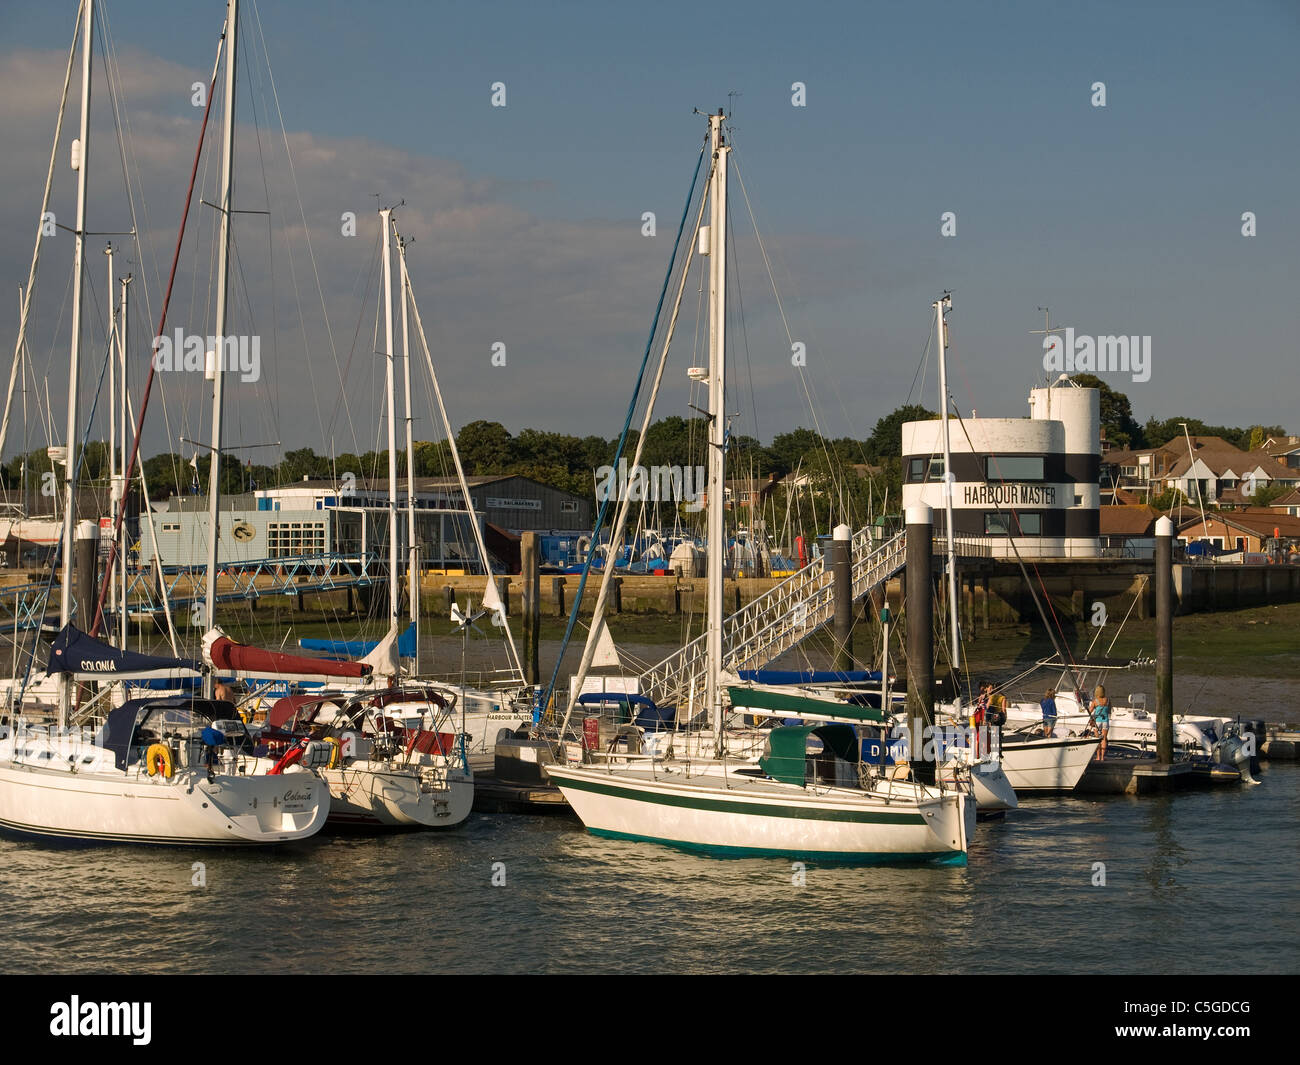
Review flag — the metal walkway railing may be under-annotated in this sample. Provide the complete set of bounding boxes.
[637,527,907,709]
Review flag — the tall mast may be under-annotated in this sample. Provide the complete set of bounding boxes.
[380,207,400,633]
[106,243,116,638]
[706,110,728,750]
[58,0,94,726]
[397,228,419,671]
[203,0,238,698]
[934,293,959,672]
[119,272,131,647]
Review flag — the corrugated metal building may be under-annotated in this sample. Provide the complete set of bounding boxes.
[140,474,589,570]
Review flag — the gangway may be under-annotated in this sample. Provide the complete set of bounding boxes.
[0,552,384,636]
[637,528,990,710]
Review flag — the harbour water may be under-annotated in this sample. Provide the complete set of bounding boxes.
[1,760,1292,974]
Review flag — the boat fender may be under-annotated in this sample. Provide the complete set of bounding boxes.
[146,743,174,779]
[323,736,341,769]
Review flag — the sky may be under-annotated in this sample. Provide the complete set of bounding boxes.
[0,0,1296,478]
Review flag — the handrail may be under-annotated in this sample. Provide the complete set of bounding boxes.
[638,529,910,707]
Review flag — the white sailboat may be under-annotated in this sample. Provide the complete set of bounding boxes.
[262,685,473,828]
[545,111,973,863]
[0,0,331,845]
[286,213,534,759]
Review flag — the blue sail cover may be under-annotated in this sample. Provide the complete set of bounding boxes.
[46,624,202,679]
[298,623,417,658]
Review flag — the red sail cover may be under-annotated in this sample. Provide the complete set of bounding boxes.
[207,636,371,678]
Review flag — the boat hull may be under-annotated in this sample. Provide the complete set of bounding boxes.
[997,735,1099,792]
[322,764,473,828]
[0,757,330,845]
[546,764,972,864]
[967,762,1019,810]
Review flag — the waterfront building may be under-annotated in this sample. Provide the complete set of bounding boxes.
[902,377,1101,559]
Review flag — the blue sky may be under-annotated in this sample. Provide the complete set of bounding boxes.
[0,0,1295,468]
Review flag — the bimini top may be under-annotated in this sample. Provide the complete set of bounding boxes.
[46,624,202,680]
[759,723,859,787]
[101,697,232,770]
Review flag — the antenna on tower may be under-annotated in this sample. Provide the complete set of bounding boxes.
[1031,306,1071,387]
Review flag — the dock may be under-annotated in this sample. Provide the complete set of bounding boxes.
[1262,730,1300,760]
[1075,750,1242,795]
[469,748,571,815]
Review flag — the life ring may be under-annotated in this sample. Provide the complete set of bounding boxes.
[146,743,174,779]
[323,736,341,769]
[268,740,307,775]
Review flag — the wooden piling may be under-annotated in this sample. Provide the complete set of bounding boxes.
[905,505,935,783]
[832,523,853,671]
[1156,516,1174,764]
[521,532,540,686]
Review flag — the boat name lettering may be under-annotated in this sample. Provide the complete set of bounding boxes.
[282,788,314,803]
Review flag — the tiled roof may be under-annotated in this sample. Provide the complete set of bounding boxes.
[1099,505,1162,536]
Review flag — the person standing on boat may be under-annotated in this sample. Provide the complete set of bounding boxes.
[972,683,991,756]
[1040,688,1058,737]
[1090,685,1111,761]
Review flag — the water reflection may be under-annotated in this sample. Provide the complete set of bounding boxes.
[1141,796,1189,899]
[0,767,1294,974]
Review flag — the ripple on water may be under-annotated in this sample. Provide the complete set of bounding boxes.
[1,765,1295,974]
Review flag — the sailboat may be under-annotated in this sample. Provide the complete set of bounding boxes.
[259,684,473,828]
[0,0,331,845]
[290,211,535,761]
[545,111,974,863]
[165,181,481,831]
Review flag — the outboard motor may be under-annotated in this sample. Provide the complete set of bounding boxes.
[1213,723,1259,786]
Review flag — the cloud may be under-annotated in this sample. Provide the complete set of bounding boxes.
[0,39,868,486]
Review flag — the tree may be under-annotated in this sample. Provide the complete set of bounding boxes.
[1248,482,1289,507]
[866,404,935,461]
[280,447,327,483]
[769,428,824,474]
[455,421,512,474]
[1152,486,1188,512]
